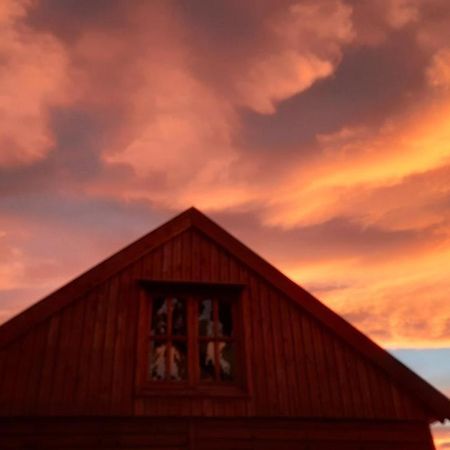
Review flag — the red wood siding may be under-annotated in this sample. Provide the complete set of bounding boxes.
[0,418,435,450]
[0,229,428,420]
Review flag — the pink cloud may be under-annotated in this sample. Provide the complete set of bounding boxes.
[385,0,419,28]
[232,0,354,113]
[0,0,73,167]
[63,1,354,210]
[2,0,450,355]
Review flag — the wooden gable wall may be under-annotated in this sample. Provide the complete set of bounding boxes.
[0,227,428,419]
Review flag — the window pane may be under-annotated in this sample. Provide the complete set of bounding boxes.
[218,299,233,337]
[218,342,235,381]
[171,298,186,336]
[169,341,187,381]
[198,298,214,336]
[149,340,167,380]
[199,341,216,380]
[151,297,168,336]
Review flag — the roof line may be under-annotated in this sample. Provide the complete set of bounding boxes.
[187,209,450,422]
[0,208,195,347]
[0,206,449,420]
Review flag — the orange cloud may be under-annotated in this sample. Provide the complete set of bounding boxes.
[263,97,450,229]
[433,423,450,450]
[428,48,450,90]
[286,236,450,347]
[2,0,450,356]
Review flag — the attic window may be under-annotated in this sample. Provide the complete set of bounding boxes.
[150,296,188,381]
[137,282,245,394]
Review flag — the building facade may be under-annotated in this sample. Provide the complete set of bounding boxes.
[0,208,448,449]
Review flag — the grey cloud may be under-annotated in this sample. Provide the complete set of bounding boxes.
[239,28,429,155]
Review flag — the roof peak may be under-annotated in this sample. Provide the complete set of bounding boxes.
[0,208,449,420]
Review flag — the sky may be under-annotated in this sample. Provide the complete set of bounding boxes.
[0,0,449,445]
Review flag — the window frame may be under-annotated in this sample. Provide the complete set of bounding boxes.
[136,281,248,397]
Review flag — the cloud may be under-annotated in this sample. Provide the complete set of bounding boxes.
[0,0,72,167]
[232,0,354,114]
[348,0,419,46]
[1,0,450,356]
[209,206,450,348]
[58,1,354,210]
[433,423,450,450]
[261,97,450,229]
[428,48,450,89]
[385,0,419,28]
[0,192,167,323]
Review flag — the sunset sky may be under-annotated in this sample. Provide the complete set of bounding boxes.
[1,0,449,445]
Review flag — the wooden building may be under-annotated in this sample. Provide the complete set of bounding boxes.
[0,207,449,449]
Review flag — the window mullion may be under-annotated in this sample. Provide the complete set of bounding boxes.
[189,294,197,386]
[213,298,220,381]
[166,297,173,380]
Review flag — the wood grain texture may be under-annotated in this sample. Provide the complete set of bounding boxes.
[0,221,437,450]
[0,207,447,424]
[0,229,430,421]
[0,418,434,450]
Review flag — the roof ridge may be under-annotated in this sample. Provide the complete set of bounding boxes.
[0,208,198,347]
[0,207,449,420]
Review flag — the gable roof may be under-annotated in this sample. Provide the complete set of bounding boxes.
[0,207,449,421]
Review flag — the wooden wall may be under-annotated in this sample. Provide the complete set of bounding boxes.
[0,228,428,420]
[0,417,435,450]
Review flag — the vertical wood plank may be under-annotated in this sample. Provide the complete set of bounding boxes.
[278,294,300,415]
[99,273,121,412]
[173,233,183,279]
[309,319,332,416]
[109,269,127,413]
[62,296,86,413]
[365,360,384,418]
[37,313,62,412]
[355,355,374,417]
[260,280,283,414]
[269,290,293,415]
[250,274,270,415]
[8,336,28,414]
[181,229,193,281]
[0,348,7,411]
[1,346,21,414]
[290,307,313,416]
[199,233,212,282]
[342,344,365,417]
[331,337,353,418]
[162,237,172,279]
[74,289,98,411]
[191,231,201,282]
[86,282,108,413]
[210,238,220,282]
[239,268,254,415]
[17,323,47,414]
[299,313,323,416]
[124,259,144,414]
[318,327,341,416]
[50,304,75,414]
[135,279,151,416]
[380,368,399,418]
[218,248,230,283]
